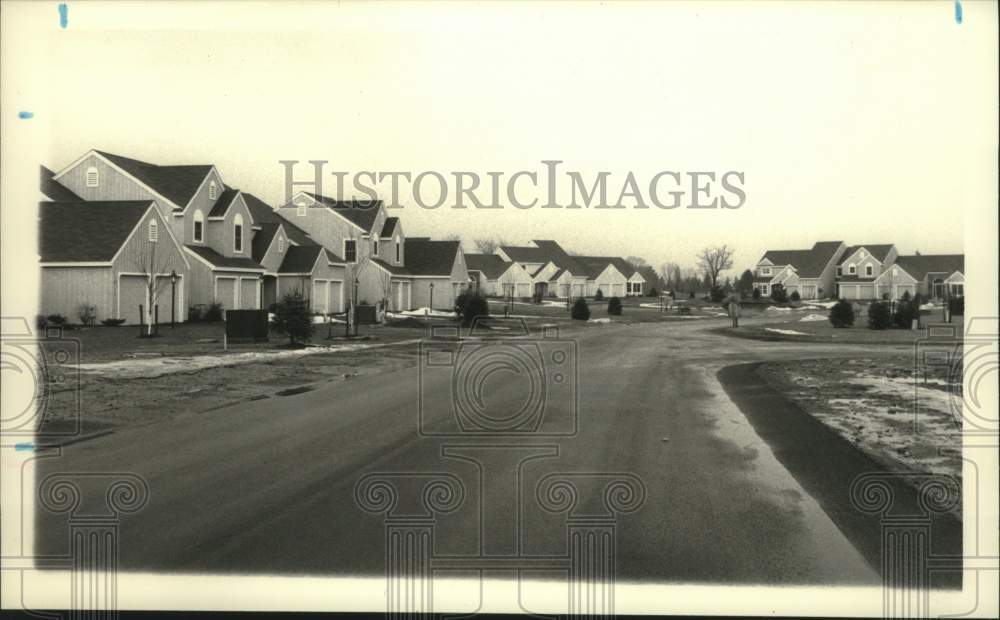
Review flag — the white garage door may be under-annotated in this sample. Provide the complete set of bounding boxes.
[516,283,531,298]
[312,280,329,313]
[329,281,344,313]
[611,283,625,297]
[240,278,259,309]
[119,275,148,324]
[216,278,237,312]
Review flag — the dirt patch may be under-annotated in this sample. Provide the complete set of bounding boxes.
[756,356,963,514]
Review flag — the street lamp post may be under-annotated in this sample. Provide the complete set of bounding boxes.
[429,283,434,316]
[353,277,360,336]
[170,270,178,329]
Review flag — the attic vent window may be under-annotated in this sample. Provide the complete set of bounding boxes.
[86,167,99,187]
[297,201,307,217]
[148,219,158,242]
[208,181,217,200]
[278,237,285,253]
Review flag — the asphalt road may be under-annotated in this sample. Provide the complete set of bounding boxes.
[35,319,921,585]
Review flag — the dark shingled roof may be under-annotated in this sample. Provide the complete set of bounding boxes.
[39,201,153,262]
[465,253,512,279]
[276,245,338,274]
[576,256,628,280]
[405,239,461,276]
[252,222,282,263]
[208,188,240,217]
[371,257,412,276]
[185,245,264,271]
[529,240,589,275]
[838,244,896,265]
[381,217,399,238]
[499,245,549,263]
[242,192,315,247]
[761,241,844,278]
[41,166,82,201]
[96,151,212,210]
[306,192,382,233]
[893,255,964,281]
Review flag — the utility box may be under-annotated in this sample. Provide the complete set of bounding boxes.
[225,309,269,343]
[354,304,378,325]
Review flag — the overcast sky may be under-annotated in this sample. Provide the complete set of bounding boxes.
[13,1,998,276]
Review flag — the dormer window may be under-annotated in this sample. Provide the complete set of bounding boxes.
[848,265,856,275]
[296,200,307,217]
[208,181,218,200]
[193,210,205,242]
[234,214,244,253]
[865,265,873,276]
[148,219,158,242]
[86,166,99,187]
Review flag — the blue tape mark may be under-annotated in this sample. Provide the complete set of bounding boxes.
[15,443,35,452]
[18,111,34,119]
[954,1,963,24]
[58,3,68,29]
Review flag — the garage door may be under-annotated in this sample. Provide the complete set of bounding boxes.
[240,278,258,309]
[516,283,531,298]
[611,283,625,297]
[119,275,148,324]
[312,280,329,313]
[328,281,343,313]
[216,278,237,312]
[801,285,815,299]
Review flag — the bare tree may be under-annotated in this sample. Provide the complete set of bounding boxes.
[474,237,506,254]
[131,234,172,336]
[697,244,735,290]
[625,256,649,268]
[660,262,679,288]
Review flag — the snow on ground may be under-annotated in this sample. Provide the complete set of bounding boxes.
[392,308,456,318]
[803,300,838,309]
[639,302,668,309]
[764,327,808,335]
[588,318,611,324]
[72,339,423,379]
[765,306,793,313]
[799,313,827,322]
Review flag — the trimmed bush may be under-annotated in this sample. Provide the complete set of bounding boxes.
[770,283,788,303]
[454,291,489,327]
[948,295,964,317]
[709,286,725,303]
[272,290,314,344]
[751,288,761,300]
[594,289,604,301]
[689,291,695,299]
[571,297,591,321]
[205,302,224,322]
[893,296,921,329]
[677,306,692,315]
[648,287,658,298]
[868,301,892,330]
[828,300,855,328]
[187,305,203,322]
[532,291,543,304]
[77,304,97,326]
[789,290,801,302]
[100,318,127,327]
[607,297,623,316]
[46,314,68,326]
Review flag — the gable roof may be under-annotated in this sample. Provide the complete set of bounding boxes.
[40,166,82,201]
[184,245,264,271]
[761,241,844,278]
[405,239,461,276]
[305,192,382,233]
[277,245,328,274]
[252,222,283,263]
[242,192,314,246]
[381,217,399,238]
[499,245,549,263]
[529,240,589,275]
[371,257,412,276]
[893,255,964,281]
[465,253,512,279]
[838,244,895,265]
[577,256,627,280]
[93,151,213,210]
[208,188,240,218]
[39,201,154,262]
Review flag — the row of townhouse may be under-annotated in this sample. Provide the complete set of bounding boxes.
[465,240,647,299]
[37,150,469,324]
[752,241,964,301]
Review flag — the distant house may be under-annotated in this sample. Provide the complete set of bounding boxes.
[754,241,846,299]
[875,255,964,301]
[39,201,189,324]
[465,253,533,297]
[834,244,898,300]
[496,240,640,298]
[390,239,470,310]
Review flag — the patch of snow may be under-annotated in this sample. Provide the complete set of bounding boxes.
[765,306,793,312]
[588,318,611,324]
[639,302,668,309]
[804,300,838,309]
[799,313,828,322]
[764,327,808,336]
[395,307,456,318]
[72,339,424,380]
